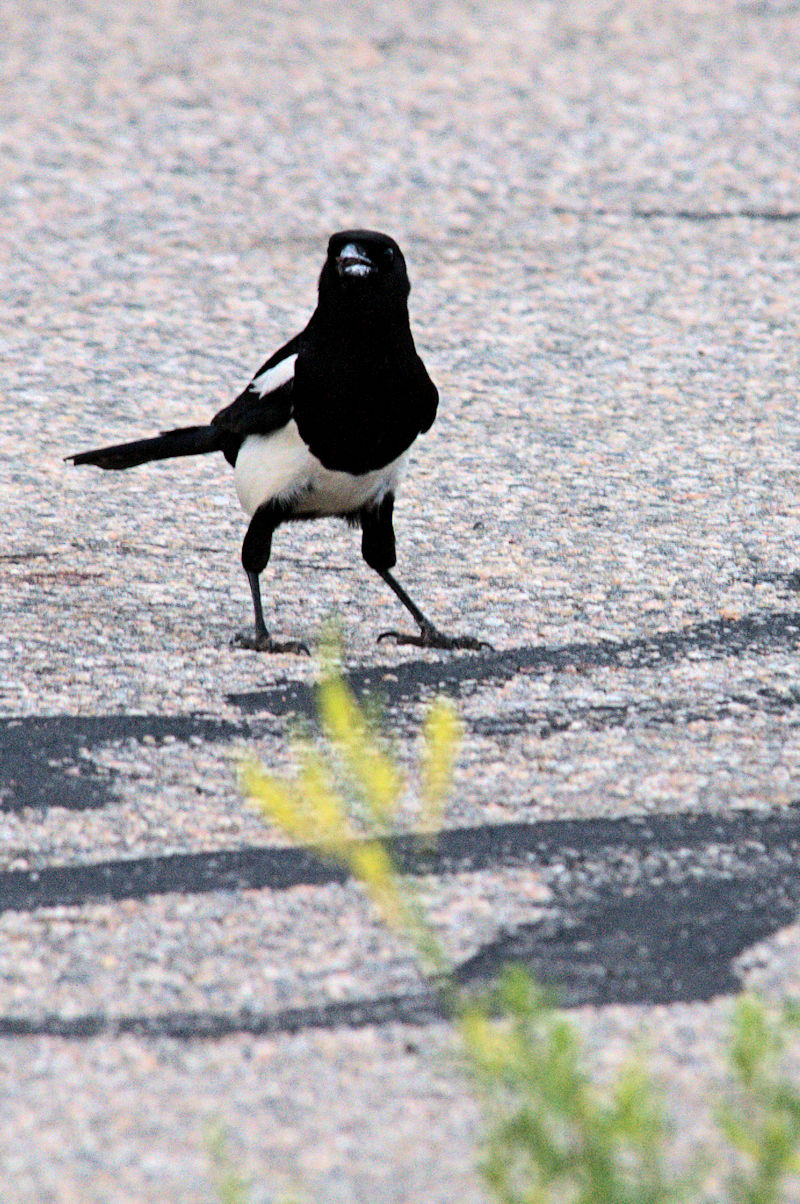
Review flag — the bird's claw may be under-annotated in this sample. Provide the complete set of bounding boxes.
[377,627,493,652]
[231,631,310,655]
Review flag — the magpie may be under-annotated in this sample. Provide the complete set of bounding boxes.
[68,229,486,654]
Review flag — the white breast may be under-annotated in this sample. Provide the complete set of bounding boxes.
[234,421,407,518]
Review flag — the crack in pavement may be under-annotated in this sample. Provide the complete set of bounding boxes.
[551,205,800,223]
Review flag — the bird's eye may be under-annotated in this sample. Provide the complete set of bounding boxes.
[382,247,395,266]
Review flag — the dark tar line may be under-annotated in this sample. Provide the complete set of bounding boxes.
[2,606,800,813]
[1,862,797,1038]
[1,807,799,914]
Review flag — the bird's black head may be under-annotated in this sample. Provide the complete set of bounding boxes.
[319,230,411,313]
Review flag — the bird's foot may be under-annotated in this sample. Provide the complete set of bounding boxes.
[231,630,310,655]
[377,624,493,652]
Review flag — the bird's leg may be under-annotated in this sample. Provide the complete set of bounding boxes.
[231,503,309,654]
[375,568,492,650]
[360,497,491,652]
[246,569,270,644]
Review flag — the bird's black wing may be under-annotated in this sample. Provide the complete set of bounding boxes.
[211,330,308,461]
[413,354,439,434]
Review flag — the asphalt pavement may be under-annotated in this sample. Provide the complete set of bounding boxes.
[3,1,800,1200]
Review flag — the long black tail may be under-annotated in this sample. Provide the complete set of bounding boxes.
[67,424,225,470]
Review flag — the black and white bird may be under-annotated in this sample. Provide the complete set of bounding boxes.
[68,230,485,653]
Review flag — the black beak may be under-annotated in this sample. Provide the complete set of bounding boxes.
[336,242,375,278]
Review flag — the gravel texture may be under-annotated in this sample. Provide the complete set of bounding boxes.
[3,0,800,1200]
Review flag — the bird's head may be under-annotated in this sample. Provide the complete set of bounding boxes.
[319,230,411,314]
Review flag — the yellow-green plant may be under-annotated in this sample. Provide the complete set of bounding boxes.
[242,651,800,1204]
[462,969,686,1204]
[207,1125,251,1204]
[242,646,459,975]
[719,996,800,1204]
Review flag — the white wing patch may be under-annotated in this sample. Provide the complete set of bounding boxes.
[234,422,407,519]
[249,353,297,398]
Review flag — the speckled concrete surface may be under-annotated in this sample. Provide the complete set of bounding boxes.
[3,0,800,1199]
